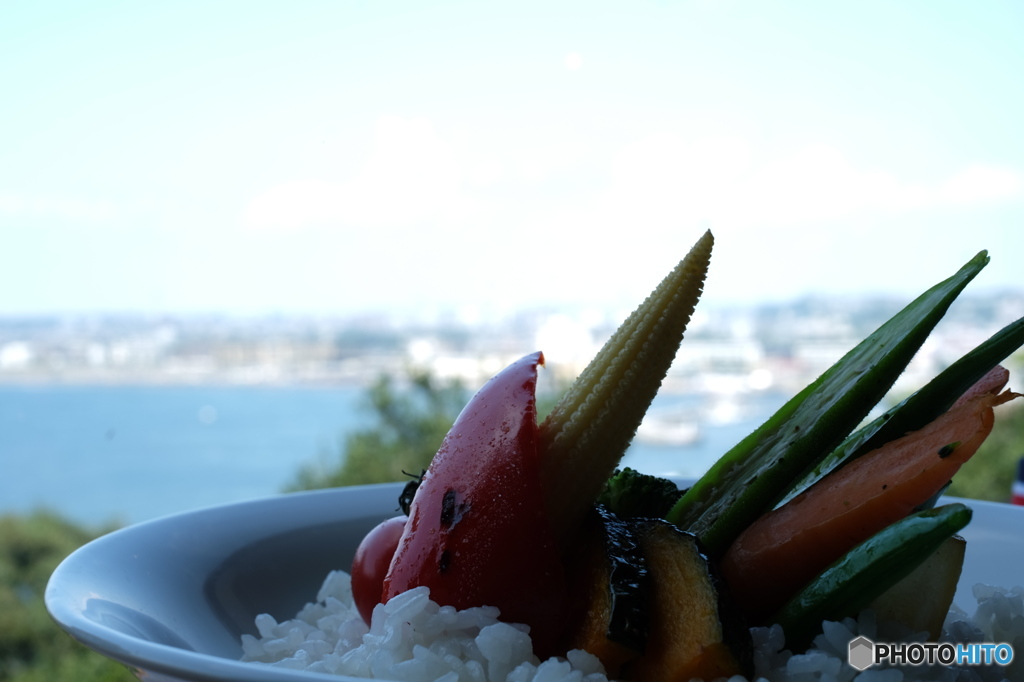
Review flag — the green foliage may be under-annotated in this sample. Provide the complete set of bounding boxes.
[0,512,133,682]
[289,369,470,489]
[289,365,567,490]
[948,397,1024,502]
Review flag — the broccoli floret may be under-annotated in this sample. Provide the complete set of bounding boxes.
[597,467,684,519]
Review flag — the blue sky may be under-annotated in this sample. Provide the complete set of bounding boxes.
[2,1,1022,318]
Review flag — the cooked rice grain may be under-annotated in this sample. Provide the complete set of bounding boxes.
[242,571,1022,682]
[242,571,609,681]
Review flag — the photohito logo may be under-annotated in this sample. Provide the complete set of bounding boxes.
[848,636,1014,671]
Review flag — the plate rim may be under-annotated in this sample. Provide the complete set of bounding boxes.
[45,484,1024,682]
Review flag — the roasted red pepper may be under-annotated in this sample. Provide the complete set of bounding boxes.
[382,351,568,653]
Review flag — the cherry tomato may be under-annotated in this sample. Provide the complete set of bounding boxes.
[351,515,407,625]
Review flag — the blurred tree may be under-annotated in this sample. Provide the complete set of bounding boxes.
[288,369,470,489]
[0,513,133,682]
[289,366,566,490]
[290,360,1024,503]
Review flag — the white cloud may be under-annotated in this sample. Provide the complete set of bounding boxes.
[244,115,472,230]
[239,121,1024,302]
[241,179,347,230]
[0,192,120,222]
[509,135,1024,310]
[942,164,1024,205]
[514,142,586,184]
[596,137,1024,230]
[734,147,1024,222]
[604,133,752,221]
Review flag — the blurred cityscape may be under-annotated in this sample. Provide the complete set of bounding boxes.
[2,291,1023,409]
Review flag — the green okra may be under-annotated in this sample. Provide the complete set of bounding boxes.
[777,314,1024,507]
[664,251,989,558]
[771,503,972,650]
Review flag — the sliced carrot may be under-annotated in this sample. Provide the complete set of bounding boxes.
[720,387,1019,624]
[952,364,1008,407]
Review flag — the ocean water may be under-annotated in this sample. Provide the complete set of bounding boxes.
[1,384,367,526]
[0,383,785,527]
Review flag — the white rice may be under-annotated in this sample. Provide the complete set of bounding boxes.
[241,571,1023,682]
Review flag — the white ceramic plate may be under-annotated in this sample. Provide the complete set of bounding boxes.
[45,483,1024,682]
